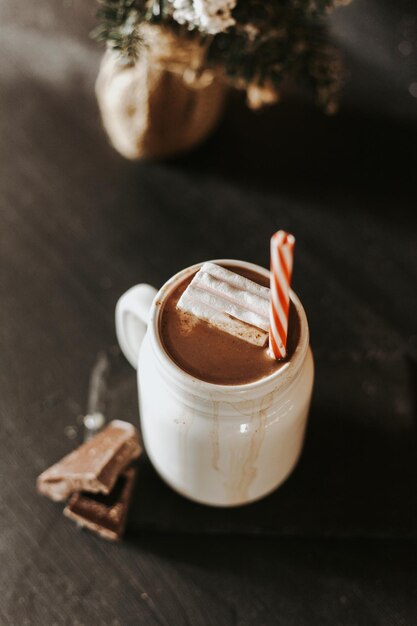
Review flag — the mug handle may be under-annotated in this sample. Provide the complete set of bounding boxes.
[115,284,157,369]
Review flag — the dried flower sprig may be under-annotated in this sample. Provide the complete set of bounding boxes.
[93,0,352,110]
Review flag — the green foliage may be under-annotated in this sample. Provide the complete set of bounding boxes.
[92,0,348,110]
[91,0,144,60]
[206,0,345,110]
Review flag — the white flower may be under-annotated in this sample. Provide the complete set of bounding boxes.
[170,0,237,35]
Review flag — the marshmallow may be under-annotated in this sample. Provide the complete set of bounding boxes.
[177,263,270,346]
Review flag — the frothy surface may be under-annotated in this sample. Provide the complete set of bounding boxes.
[159,266,300,385]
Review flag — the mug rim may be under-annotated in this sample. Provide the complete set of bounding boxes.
[148,259,310,392]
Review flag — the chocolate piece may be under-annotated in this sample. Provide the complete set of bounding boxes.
[37,420,141,501]
[64,466,136,541]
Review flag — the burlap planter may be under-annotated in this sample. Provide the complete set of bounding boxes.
[95,27,227,160]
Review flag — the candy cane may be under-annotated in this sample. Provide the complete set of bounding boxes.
[269,230,295,359]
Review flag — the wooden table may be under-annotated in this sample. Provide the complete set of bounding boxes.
[1,1,416,624]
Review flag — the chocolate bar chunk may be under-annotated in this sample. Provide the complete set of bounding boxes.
[37,420,141,501]
[63,466,136,541]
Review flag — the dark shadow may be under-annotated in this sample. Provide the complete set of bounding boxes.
[170,95,417,216]
[125,397,417,540]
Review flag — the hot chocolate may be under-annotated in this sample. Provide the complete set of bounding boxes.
[159,265,300,385]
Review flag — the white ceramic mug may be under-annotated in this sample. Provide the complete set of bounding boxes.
[116,259,314,507]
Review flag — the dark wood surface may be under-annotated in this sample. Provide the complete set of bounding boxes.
[1,1,417,624]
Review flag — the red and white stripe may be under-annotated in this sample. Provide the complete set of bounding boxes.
[269,230,295,359]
